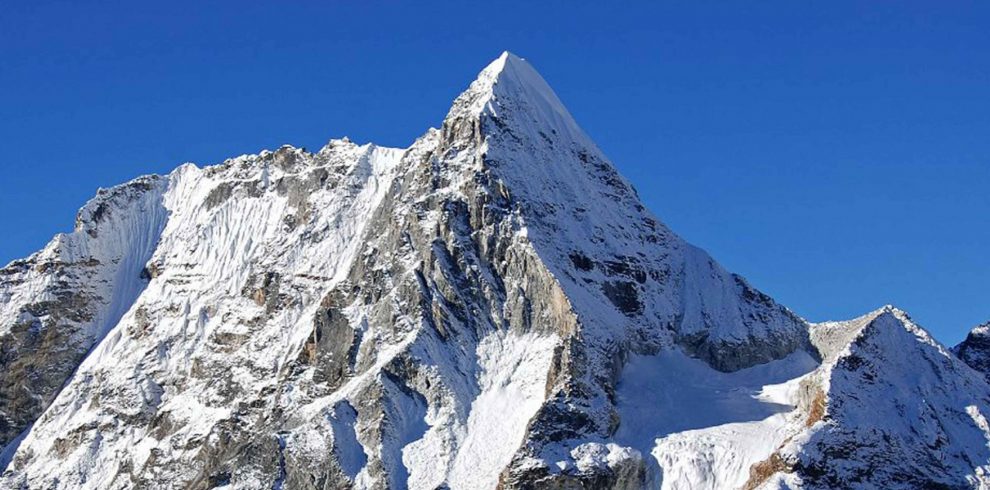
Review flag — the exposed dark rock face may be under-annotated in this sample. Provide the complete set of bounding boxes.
[954,321,990,381]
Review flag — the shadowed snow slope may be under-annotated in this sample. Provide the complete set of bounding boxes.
[1,53,988,490]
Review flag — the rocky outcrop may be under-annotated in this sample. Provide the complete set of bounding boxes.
[954,321,990,382]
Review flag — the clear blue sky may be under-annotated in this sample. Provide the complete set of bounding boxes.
[2,2,987,344]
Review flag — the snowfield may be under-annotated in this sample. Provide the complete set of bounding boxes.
[615,350,817,489]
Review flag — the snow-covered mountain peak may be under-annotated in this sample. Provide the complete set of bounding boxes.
[955,320,990,383]
[853,307,949,356]
[2,53,989,490]
[461,51,560,110]
[486,51,582,136]
[773,307,990,489]
[809,304,913,362]
[443,52,591,150]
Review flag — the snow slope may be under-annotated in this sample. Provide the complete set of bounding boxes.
[614,350,817,489]
[1,52,988,490]
[779,308,990,489]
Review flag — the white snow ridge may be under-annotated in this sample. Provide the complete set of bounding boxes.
[1,52,988,490]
